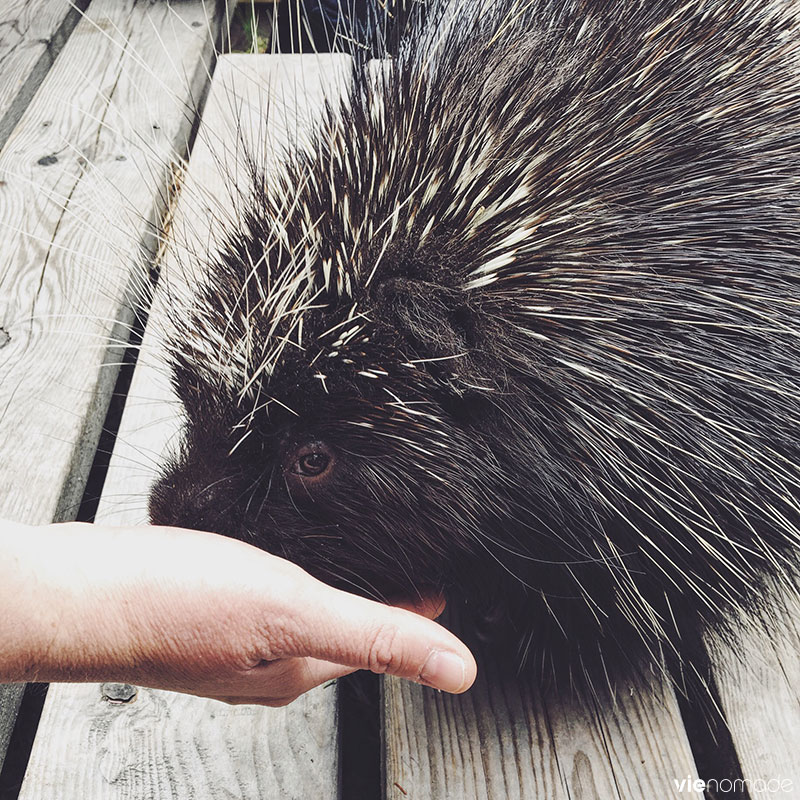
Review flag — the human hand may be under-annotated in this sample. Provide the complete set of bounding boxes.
[0,521,476,705]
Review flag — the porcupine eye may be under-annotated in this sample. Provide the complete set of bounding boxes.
[297,452,328,476]
[285,441,336,484]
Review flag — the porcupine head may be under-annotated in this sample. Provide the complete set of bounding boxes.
[150,0,800,685]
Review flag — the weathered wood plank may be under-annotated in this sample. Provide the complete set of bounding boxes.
[0,0,226,775]
[385,636,699,800]
[0,0,89,151]
[708,593,800,793]
[21,682,339,800]
[18,53,348,800]
[0,0,223,529]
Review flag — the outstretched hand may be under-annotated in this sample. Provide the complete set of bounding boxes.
[0,521,476,705]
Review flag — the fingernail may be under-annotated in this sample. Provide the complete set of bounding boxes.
[419,650,467,693]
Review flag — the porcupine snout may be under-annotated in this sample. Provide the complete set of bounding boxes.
[150,449,244,540]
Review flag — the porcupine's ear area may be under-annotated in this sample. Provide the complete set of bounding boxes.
[372,279,472,371]
[374,278,463,351]
[367,236,507,390]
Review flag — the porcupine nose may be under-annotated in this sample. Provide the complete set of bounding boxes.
[148,468,236,536]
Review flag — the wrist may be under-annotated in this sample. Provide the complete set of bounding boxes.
[0,521,60,681]
[0,522,134,683]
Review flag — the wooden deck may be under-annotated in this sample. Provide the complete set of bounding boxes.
[1,2,799,798]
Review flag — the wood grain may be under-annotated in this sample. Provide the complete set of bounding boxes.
[708,592,800,793]
[22,683,339,800]
[18,54,349,800]
[0,0,88,151]
[385,635,699,800]
[0,0,225,775]
[0,0,223,525]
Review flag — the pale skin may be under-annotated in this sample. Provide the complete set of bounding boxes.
[0,521,477,705]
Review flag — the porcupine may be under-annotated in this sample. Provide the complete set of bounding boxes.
[149,0,800,690]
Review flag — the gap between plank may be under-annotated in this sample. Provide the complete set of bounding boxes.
[671,620,751,800]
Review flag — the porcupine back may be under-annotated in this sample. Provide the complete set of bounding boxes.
[149,0,800,688]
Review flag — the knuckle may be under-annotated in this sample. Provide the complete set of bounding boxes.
[366,623,403,675]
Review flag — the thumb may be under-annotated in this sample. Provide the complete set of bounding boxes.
[285,580,477,693]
